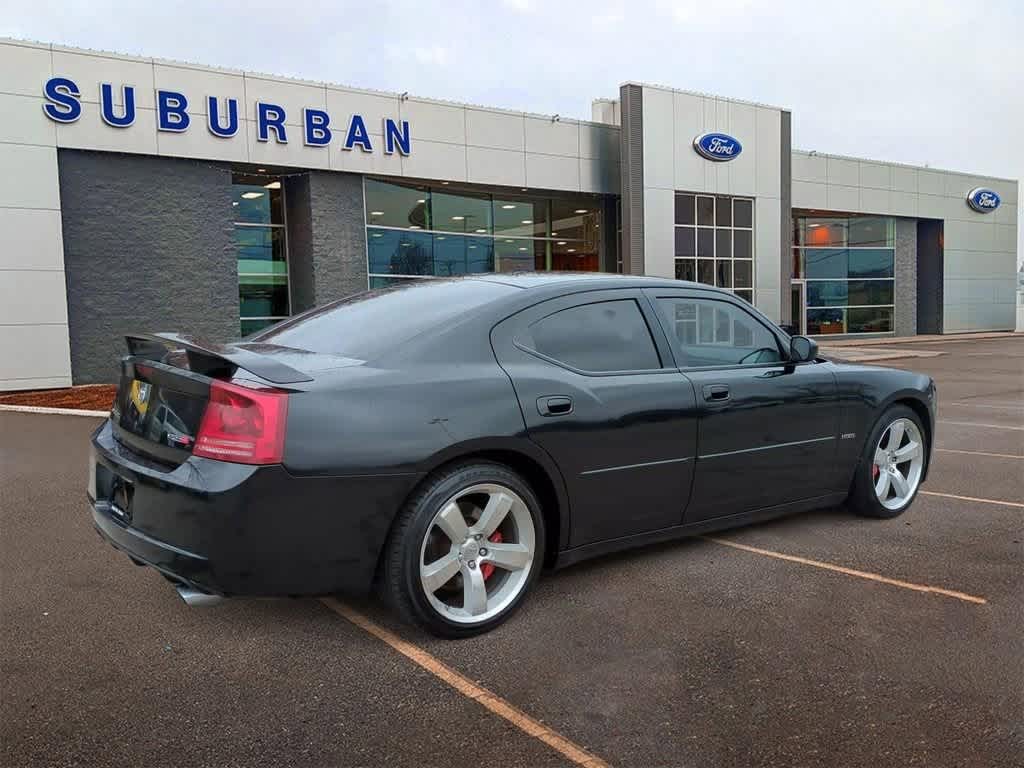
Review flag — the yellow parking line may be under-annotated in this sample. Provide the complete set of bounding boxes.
[935,448,1023,460]
[703,537,987,605]
[921,490,1024,509]
[320,598,610,768]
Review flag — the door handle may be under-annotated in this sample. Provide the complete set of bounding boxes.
[537,396,573,417]
[702,384,730,403]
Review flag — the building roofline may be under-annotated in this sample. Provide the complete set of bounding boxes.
[792,147,1019,185]
[1,36,617,130]
[619,80,789,113]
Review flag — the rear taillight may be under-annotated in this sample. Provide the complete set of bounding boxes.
[193,380,288,465]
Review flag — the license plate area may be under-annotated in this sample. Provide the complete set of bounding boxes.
[109,476,134,524]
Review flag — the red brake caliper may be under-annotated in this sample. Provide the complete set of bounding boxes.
[481,531,502,580]
[872,463,880,480]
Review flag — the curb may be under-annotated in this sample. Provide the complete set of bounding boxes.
[0,404,108,418]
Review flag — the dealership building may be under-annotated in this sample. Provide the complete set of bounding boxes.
[0,37,1019,390]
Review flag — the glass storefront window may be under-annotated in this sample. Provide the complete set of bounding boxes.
[233,173,289,336]
[673,192,754,299]
[365,179,430,229]
[364,179,608,285]
[794,213,896,336]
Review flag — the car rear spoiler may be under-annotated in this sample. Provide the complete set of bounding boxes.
[125,332,314,385]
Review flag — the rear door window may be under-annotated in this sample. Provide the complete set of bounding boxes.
[519,299,661,373]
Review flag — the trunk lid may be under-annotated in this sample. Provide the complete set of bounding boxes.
[112,333,361,466]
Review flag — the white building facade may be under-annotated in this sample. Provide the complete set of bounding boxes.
[0,39,1018,390]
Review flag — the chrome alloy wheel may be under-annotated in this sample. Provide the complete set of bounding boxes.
[419,483,536,624]
[872,417,925,510]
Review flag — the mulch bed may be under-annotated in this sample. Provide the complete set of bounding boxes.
[0,384,117,411]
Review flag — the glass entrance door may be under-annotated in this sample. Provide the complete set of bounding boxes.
[790,281,806,335]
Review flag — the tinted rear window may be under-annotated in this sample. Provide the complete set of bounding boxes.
[521,299,661,372]
[251,279,515,358]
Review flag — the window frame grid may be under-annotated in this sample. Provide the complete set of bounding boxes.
[233,175,291,335]
[673,193,755,297]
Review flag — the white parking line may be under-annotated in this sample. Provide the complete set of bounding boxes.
[945,402,1024,411]
[0,404,108,417]
[704,537,987,604]
[321,598,611,768]
[935,448,1023,460]
[938,420,1024,432]
[921,491,1024,509]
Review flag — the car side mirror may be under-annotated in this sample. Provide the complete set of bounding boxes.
[789,335,818,363]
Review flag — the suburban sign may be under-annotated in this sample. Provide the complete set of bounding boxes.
[693,132,742,162]
[41,76,412,155]
[966,187,1001,213]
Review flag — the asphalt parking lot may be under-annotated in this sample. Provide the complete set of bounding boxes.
[2,336,1022,768]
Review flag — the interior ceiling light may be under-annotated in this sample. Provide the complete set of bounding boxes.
[557,241,567,245]
[409,225,421,229]
[371,233,382,238]
[441,181,449,185]
[518,247,527,251]
[241,192,264,199]
[370,211,384,216]
[437,236,446,240]
[257,168,267,172]
[521,220,532,224]
[501,204,516,210]
[568,248,576,253]
[231,201,238,206]
[550,232,558,236]
[263,181,281,189]
[505,239,514,243]
[416,198,426,204]
[574,209,588,214]
[451,215,465,221]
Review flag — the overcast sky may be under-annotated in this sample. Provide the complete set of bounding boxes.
[4,0,1021,265]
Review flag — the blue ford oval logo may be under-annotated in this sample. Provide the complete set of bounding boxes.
[693,132,742,162]
[966,187,1000,213]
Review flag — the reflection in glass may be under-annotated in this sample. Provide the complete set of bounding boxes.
[734,260,753,289]
[716,229,731,259]
[697,228,714,259]
[495,239,543,273]
[697,196,714,226]
[368,230,434,275]
[716,197,731,227]
[803,249,894,279]
[233,177,283,225]
[697,259,714,285]
[807,308,845,334]
[239,274,288,317]
[494,196,547,237]
[716,260,732,288]
[675,259,696,282]
[733,229,752,259]
[675,227,696,258]
[807,280,894,307]
[364,179,430,229]
[733,199,753,228]
[433,189,492,234]
[848,307,893,333]
[675,194,695,225]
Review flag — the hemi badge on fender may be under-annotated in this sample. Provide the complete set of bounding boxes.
[841,433,856,440]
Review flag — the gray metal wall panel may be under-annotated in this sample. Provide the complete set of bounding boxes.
[780,111,793,326]
[894,218,918,336]
[619,84,644,275]
[284,173,316,313]
[58,150,237,384]
[916,220,944,334]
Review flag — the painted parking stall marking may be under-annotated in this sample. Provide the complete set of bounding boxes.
[321,598,611,768]
[935,448,1023,461]
[921,490,1024,509]
[703,537,988,605]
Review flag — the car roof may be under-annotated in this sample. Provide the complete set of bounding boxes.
[464,271,736,297]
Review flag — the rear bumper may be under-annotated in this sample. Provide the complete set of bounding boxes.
[89,420,420,597]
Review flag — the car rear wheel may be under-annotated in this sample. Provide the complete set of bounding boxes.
[849,405,928,519]
[383,462,545,638]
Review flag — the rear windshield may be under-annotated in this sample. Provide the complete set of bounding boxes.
[250,279,516,358]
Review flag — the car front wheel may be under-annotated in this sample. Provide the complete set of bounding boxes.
[383,462,545,638]
[849,405,928,519]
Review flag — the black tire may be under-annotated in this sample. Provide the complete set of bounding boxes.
[848,404,928,519]
[383,461,546,638]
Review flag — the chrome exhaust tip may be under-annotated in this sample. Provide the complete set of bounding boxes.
[175,584,224,607]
